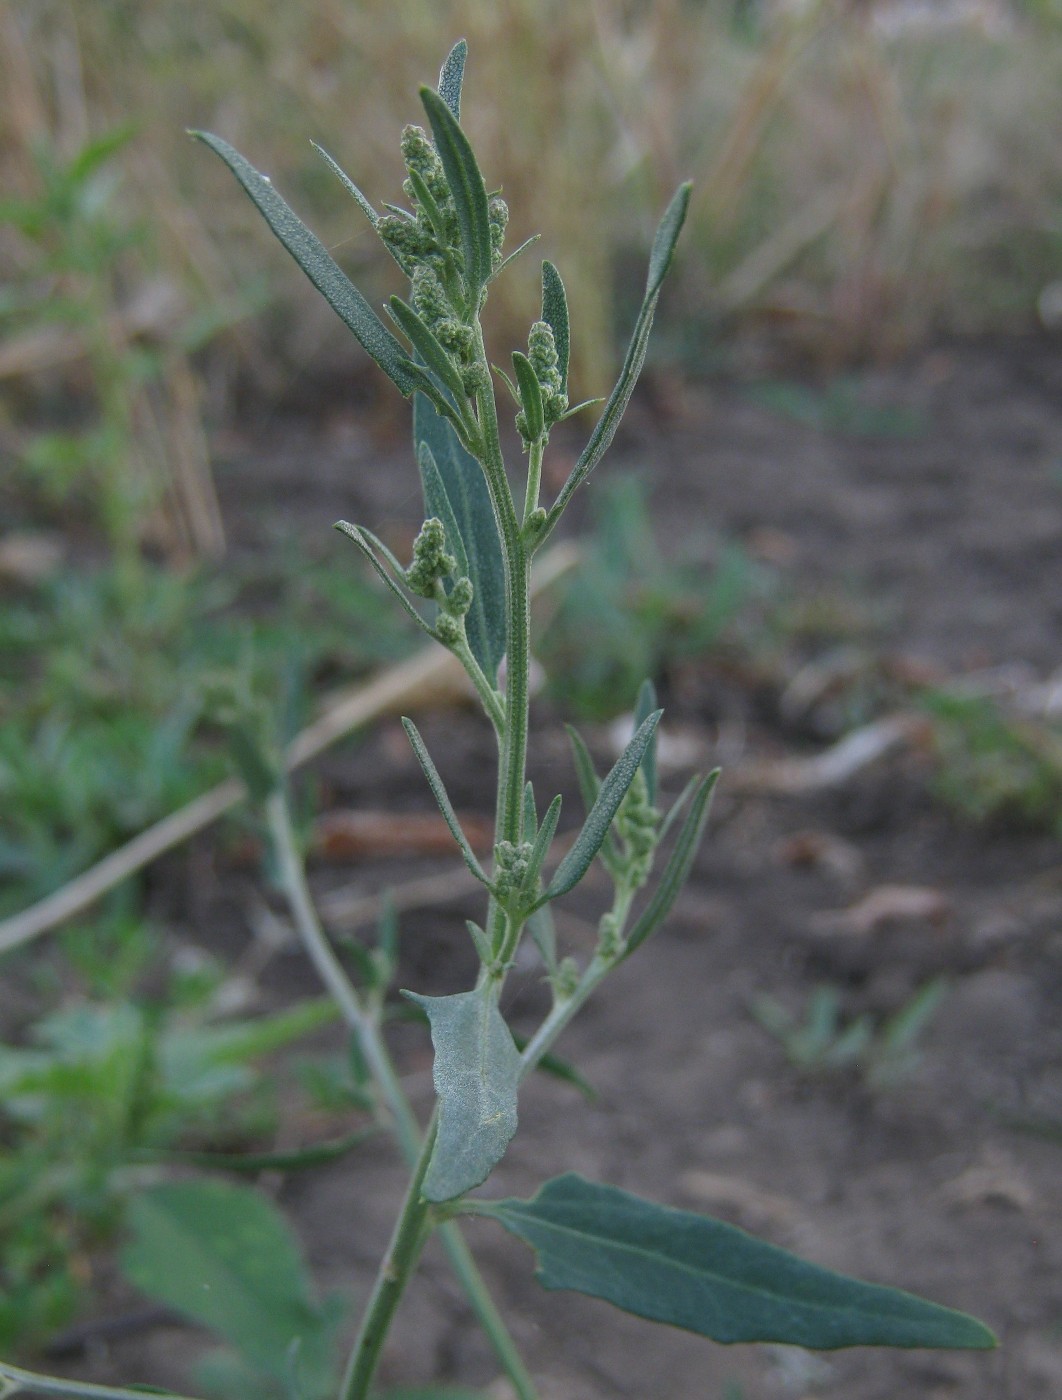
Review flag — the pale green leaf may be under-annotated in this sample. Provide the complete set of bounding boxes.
[310,142,377,227]
[419,88,493,304]
[512,351,545,442]
[633,678,659,803]
[191,132,415,395]
[541,260,570,392]
[437,39,468,121]
[389,296,470,407]
[404,988,520,1201]
[401,718,491,887]
[479,1174,997,1350]
[414,392,505,682]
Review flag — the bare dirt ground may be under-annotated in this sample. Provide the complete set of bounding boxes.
[60,338,1062,1398]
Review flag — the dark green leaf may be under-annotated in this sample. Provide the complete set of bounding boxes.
[437,39,469,121]
[121,1181,339,1383]
[479,1174,996,1350]
[389,296,470,407]
[541,261,570,392]
[565,725,601,812]
[402,718,491,887]
[523,794,562,894]
[311,142,378,227]
[404,987,520,1201]
[414,392,505,682]
[192,132,415,395]
[512,351,545,442]
[545,712,662,901]
[623,770,718,958]
[546,183,692,529]
[522,781,538,840]
[419,87,493,304]
[633,678,659,803]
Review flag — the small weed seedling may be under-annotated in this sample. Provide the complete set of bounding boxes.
[1,44,995,1400]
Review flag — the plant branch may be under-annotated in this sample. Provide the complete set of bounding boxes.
[265,789,539,1400]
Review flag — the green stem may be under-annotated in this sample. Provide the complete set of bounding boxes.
[522,436,545,524]
[265,791,538,1400]
[517,953,612,1082]
[0,1362,199,1400]
[340,1117,438,1400]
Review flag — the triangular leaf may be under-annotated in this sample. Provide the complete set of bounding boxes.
[544,711,662,901]
[192,131,415,395]
[419,87,493,305]
[414,392,505,682]
[479,1174,996,1351]
[121,1181,338,1384]
[544,183,692,532]
[404,988,521,1201]
[438,39,468,121]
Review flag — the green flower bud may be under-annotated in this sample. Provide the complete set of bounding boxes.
[597,911,625,959]
[400,124,449,205]
[378,214,432,274]
[406,517,456,597]
[462,362,490,397]
[435,613,461,647]
[412,265,451,327]
[446,577,474,616]
[488,194,509,267]
[554,956,581,1000]
[435,319,475,361]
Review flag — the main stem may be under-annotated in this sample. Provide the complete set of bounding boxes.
[265,794,538,1400]
[473,327,533,951]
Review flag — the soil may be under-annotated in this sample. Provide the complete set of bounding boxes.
[54,339,1062,1398]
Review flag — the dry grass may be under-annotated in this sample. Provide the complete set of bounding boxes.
[4,0,1062,429]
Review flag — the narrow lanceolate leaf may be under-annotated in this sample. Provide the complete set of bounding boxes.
[420,87,493,304]
[438,38,468,120]
[414,391,506,682]
[512,350,545,442]
[404,988,521,1201]
[546,183,692,529]
[565,725,601,812]
[479,1174,997,1351]
[523,794,562,895]
[334,520,436,639]
[633,678,659,803]
[389,296,470,407]
[522,781,539,841]
[623,769,719,958]
[192,132,415,395]
[402,718,491,887]
[121,1181,338,1384]
[310,142,378,227]
[545,711,662,901]
[541,260,570,392]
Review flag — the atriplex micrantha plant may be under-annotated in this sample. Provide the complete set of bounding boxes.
[1,41,994,1400]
